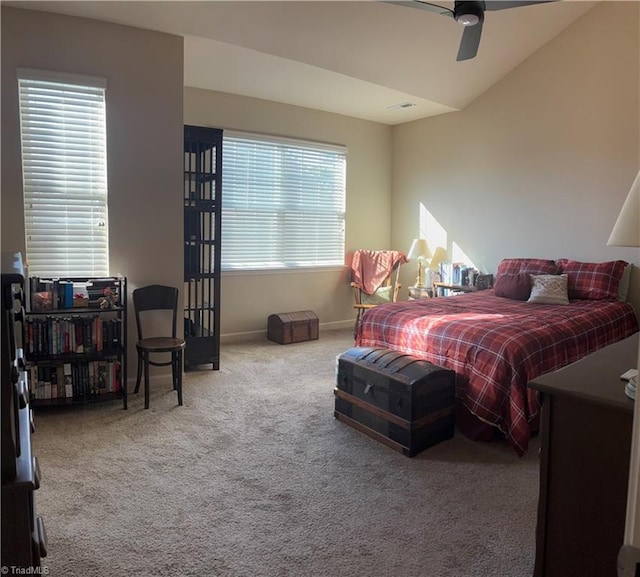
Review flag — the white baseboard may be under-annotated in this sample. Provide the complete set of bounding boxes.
[220,319,354,344]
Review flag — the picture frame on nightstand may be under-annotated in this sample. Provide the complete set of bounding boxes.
[475,274,494,290]
[408,286,432,300]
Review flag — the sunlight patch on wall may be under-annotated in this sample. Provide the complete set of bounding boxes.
[419,202,447,253]
[419,203,476,269]
[452,242,476,269]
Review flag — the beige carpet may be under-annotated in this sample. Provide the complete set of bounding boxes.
[33,328,540,577]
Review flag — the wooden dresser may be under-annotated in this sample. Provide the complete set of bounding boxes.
[528,334,638,577]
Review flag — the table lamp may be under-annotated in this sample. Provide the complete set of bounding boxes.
[407,239,432,289]
[607,169,640,571]
[429,246,449,284]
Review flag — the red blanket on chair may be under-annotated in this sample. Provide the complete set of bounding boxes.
[350,250,408,295]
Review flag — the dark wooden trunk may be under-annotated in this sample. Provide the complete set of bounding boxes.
[267,310,319,345]
[334,347,455,457]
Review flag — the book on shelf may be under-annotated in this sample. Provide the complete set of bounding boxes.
[48,365,57,398]
[97,361,108,394]
[63,363,73,398]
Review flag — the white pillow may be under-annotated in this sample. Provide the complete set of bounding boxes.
[527,274,570,305]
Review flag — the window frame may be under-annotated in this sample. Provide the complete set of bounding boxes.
[17,68,109,278]
[221,130,347,272]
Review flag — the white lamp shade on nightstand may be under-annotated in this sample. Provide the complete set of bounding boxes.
[429,247,449,270]
[407,238,432,261]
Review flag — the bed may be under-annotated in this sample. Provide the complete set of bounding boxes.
[355,258,639,455]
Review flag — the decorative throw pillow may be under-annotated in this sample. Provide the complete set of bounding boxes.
[496,258,558,278]
[361,285,393,306]
[556,259,628,300]
[527,274,570,305]
[494,272,532,301]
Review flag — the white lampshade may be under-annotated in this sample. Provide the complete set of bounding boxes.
[429,246,450,270]
[407,238,432,261]
[608,170,640,248]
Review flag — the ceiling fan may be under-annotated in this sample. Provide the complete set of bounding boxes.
[384,1,556,62]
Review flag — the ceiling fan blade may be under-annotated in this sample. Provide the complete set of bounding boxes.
[484,1,556,11]
[456,22,483,61]
[380,1,454,17]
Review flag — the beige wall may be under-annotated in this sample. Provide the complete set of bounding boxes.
[1,7,184,379]
[391,0,640,293]
[185,87,393,337]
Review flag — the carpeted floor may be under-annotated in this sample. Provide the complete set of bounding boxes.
[33,328,540,577]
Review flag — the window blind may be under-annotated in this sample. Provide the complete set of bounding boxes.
[18,72,109,277]
[222,132,346,270]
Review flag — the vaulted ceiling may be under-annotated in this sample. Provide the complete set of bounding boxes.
[5,1,598,124]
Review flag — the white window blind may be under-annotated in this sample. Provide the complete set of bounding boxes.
[18,71,109,277]
[222,132,346,270]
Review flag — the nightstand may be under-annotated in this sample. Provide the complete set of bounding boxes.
[408,286,432,300]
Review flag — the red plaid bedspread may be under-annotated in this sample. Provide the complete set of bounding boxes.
[355,291,639,455]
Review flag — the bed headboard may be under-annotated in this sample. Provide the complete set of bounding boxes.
[629,265,640,323]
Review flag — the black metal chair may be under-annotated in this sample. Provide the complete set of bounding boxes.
[132,285,186,409]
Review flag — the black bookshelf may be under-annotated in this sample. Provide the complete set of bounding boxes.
[25,275,128,409]
[183,125,222,370]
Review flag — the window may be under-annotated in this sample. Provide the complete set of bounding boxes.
[222,132,346,270]
[18,70,109,277]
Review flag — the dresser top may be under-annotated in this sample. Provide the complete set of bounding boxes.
[528,333,639,412]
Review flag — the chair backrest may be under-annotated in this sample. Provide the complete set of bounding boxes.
[132,285,179,340]
[350,250,407,306]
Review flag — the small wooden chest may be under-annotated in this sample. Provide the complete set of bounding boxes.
[334,347,455,457]
[267,310,319,345]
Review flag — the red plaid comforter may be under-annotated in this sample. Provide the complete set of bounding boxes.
[355,290,639,455]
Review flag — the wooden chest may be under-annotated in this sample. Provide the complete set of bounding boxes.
[334,347,455,457]
[267,310,319,345]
